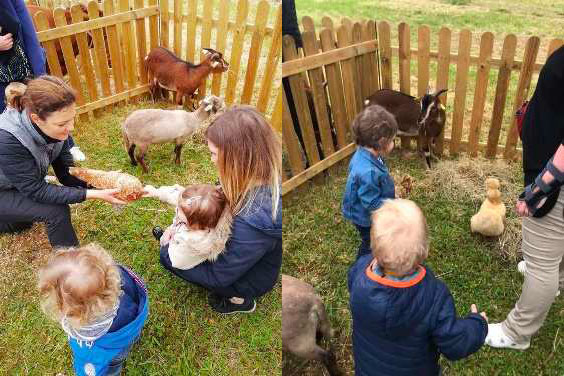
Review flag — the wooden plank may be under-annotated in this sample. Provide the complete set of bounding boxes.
[362,20,378,95]
[76,85,151,115]
[282,39,378,77]
[256,3,281,112]
[71,5,98,102]
[449,29,472,155]
[398,22,411,149]
[302,16,315,33]
[336,24,359,125]
[270,87,282,133]
[198,0,215,99]
[417,25,430,98]
[171,13,275,37]
[53,9,84,104]
[352,22,365,111]
[37,7,159,42]
[467,32,494,157]
[282,86,306,176]
[148,0,158,51]
[159,0,169,48]
[211,0,231,95]
[321,16,334,33]
[283,35,320,165]
[173,0,182,56]
[120,0,137,90]
[135,0,148,84]
[504,36,540,160]
[435,27,451,156]
[240,0,270,104]
[186,0,199,62]
[35,11,63,77]
[225,0,249,104]
[282,143,356,196]
[377,21,392,90]
[88,1,111,97]
[486,34,517,158]
[103,0,125,94]
[302,31,335,157]
[547,39,564,59]
[320,28,349,148]
[341,17,352,29]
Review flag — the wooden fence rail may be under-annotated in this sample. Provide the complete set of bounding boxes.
[31,0,281,128]
[281,17,564,195]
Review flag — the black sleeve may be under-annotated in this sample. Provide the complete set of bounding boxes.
[282,0,302,48]
[52,139,88,188]
[0,130,86,204]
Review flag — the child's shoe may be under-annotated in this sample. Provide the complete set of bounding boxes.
[69,146,86,161]
[485,323,530,350]
[517,261,560,297]
[152,226,164,241]
[210,296,256,314]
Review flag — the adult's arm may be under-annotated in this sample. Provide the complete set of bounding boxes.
[12,0,47,76]
[0,130,85,204]
[51,139,88,188]
[160,217,271,289]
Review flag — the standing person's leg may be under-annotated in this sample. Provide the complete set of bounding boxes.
[354,224,371,258]
[0,190,79,248]
[500,193,564,344]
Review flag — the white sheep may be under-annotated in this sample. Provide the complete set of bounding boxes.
[122,95,225,173]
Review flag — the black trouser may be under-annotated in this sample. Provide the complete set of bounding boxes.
[0,190,79,248]
[355,224,372,259]
[159,244,242,298]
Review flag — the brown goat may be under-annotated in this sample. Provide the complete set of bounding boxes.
[282,274,342,376]
[27,4,95,76]
[145,47,229,107]
[365,88,447,168]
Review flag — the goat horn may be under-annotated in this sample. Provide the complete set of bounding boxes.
[434,89,448,97]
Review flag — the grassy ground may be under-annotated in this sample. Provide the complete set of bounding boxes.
[283,153,564,375]
[0,100,281,375]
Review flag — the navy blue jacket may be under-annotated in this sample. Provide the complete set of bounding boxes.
[0,0,46,111]
[160,186,282,298]
[342,147,395,227]
[348,255,488,376]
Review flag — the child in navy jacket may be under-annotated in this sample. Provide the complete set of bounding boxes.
[38,244,148,376]
[348,199,488,376]
[342,105,397,258]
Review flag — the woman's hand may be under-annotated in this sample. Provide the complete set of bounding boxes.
[86,188,127,205]
[515,200,530,217]
[0,34,14,51]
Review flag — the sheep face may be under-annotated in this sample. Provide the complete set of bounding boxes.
[202,48,229,73]
[200,95,226,115]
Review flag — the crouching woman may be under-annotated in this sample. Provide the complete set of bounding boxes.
[0,75,125,248]
[159,106,282,314]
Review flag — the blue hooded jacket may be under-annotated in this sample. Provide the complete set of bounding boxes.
[68,266,149,376]
[348,255,488,376]
[160,186,282,298]
[342,147,395,227]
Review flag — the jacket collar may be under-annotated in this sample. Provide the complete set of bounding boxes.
[21,109,59,145]
[357,147,386,169]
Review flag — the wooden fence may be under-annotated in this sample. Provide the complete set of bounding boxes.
[32,0,282,131]
[281,16,564,195]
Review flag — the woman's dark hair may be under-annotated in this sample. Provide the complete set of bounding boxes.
[352,105,398,150]
[15,75,76,119]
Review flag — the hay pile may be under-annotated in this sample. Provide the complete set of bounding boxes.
[422,156,523,262]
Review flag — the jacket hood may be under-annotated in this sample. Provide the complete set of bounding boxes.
[239,186,282,239]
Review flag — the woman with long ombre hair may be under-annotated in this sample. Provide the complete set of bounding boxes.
[158,105,282,314]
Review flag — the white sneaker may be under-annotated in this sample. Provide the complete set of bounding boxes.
[485,323,530,350]
[69,146,86,161]
[517,261,560,297]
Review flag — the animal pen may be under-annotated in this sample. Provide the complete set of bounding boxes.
[30,0,282,130]
[281,16,564,195]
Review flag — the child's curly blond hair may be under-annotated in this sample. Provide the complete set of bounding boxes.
[371,199,429,276]
[37,243,121,328]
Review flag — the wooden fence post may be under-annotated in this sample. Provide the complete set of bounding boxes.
[225,0,250,105]
[435,27,451,156]
[336,24,359,125]
[211,0,231,96]
[377,21,392,90]
[449,29,472,155]
[398,22,411,149]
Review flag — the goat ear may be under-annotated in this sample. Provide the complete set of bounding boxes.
[211,61,220,68]
[434,89,448,99]
[202,49,212,56]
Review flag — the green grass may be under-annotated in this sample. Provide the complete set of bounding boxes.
[283,154,564,375]
[0,100,281,375]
